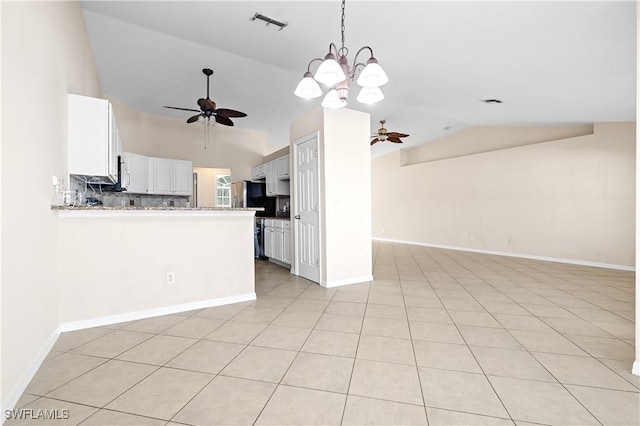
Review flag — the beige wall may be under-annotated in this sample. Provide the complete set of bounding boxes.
[193,167,230,207]
[110,99,268,182]
[372,122,636,268]
[56,212,255,325]
[1,1,103,407]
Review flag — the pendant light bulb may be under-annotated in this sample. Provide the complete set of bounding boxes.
[314,52,346,87]
[321,89,347,109]
[294,72,323,99]
[356,58,389,87]
[356,86,384,104]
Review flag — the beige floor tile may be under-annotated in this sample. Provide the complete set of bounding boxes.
[7,397,98,425]
[458,325,523,349]
[519,303,578,319]
[173,376,276,426]
[71,330,153,359]
[196,303,248,320]
[272,309,322,328]
[166,340,244,374]
[116,335,196,366]
[566,385,640,426]
[532,353,637,391]
[435,289,475,300]
[231,306,285,324]
[251,295,295,309]
[47,359,156,407]
[297,286,336,300]
[541,317,614,337]
[356,335,416,365]
[220,345,297,383]
[409,321,464,344]
[470,346,556,382]
[426,407,514,425]
[105,367,212,420]
[368,293,405,306]
[419,368,508,418]
[52,328,113,353]
[250,324,311,351]
[315,313,363,334]
[406,307,453,324]
[365,303,407,320]
[282,352,354,393]
[268,286,305,298]
[362,317,411,339]
[592,320,635,340]
[332,290,369,303]
[488,376,599,425]
[204,320,266,344]
[598,358,640,389]
[13,394,39,409]
[122,315,186,334]
[160,316,225,339]
[565,335,635,361]
[441,298,486,312]
[448,310,502,328]
[413,340,481,373]
[325,301,367,317]
[349,359,423,405]
[403,295,444,309]
[255,385,346,425]
[301,329,360,358]
[80,409,165,425]
[343,395,427,425]
[494,313,555,332]
[25,353,107,396]
[510,329,588,356]
[285,298,331,313]
[480,301,531,316]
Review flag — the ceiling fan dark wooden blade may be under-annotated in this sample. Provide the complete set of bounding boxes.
[388,132,410,138]
[215,115,234,126]
[387,136,403,143]
[205,98,217,111]
[216,108,247,118]
[371,138,379,145]
[187,114,201,124]
[164,106,200,112]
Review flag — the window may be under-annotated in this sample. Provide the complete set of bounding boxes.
[216,174,231,207]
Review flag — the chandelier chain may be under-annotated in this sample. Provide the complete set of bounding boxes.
[340,0,346,51]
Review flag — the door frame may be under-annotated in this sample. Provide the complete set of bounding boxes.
[291,131,323,284]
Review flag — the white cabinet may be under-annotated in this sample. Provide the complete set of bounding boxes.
[148,157,193,195]
[264,219,290,266]
[277,155,290,180]
[251,164,266,180]
[266,160,290,196]
[122,152,148,193]
[68,94,119,183]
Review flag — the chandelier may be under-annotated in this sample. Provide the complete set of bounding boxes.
[294,0,388,108]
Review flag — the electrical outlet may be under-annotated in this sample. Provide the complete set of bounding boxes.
[166,272,176,285]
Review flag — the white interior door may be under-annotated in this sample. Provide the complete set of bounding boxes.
[293,133,320,283]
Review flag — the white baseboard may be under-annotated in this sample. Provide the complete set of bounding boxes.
[372,237,635,272]
[321,275,374,288]
[1,326,62,422]
[59,292,257,332]
[632,361,640,377]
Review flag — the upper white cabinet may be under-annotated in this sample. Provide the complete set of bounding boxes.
[277,155,290,179]
[265,159,290,196]
[251,164,266,180]
[148,157,193,195]
[122,152,148,194]
[68,94,120,183]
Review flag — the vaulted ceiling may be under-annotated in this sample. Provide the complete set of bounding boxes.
[81,1,636,156]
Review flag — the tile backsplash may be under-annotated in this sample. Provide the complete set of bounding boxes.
[70,176,190,207]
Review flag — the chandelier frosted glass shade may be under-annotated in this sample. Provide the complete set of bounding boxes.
[321,89,347,109]
[355,59,388,88]
[294,72,323,99]
[356,86,384,104]
[314,53,346,86]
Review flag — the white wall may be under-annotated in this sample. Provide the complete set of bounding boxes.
[56,212,255,325]
[110,99,268,182]
[1,1,103,408]
[290,107,373,287]
[372,122,636,268]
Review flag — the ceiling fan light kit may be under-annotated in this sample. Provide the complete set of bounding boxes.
[294,0,388,109]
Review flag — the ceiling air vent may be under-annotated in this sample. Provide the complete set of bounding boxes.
[250,13,288,31]
[480,99,503,104]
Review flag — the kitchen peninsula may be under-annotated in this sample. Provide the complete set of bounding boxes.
[52,205,260,330]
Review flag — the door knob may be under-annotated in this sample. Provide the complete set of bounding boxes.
[294,215,301,219]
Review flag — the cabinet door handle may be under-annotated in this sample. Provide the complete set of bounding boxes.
[294,215,301,220]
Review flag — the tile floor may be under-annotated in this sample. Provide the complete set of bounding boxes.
[9,242,639,425]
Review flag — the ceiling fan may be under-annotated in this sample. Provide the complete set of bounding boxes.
[371,120,409,145]
[163,68,247,127]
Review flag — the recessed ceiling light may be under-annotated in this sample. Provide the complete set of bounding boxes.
[250,13,288,31]
[480,99,503,104]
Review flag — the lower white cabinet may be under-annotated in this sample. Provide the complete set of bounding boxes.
[148,157,193,195]
[264,219,290,265]
[122,152,148,193]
